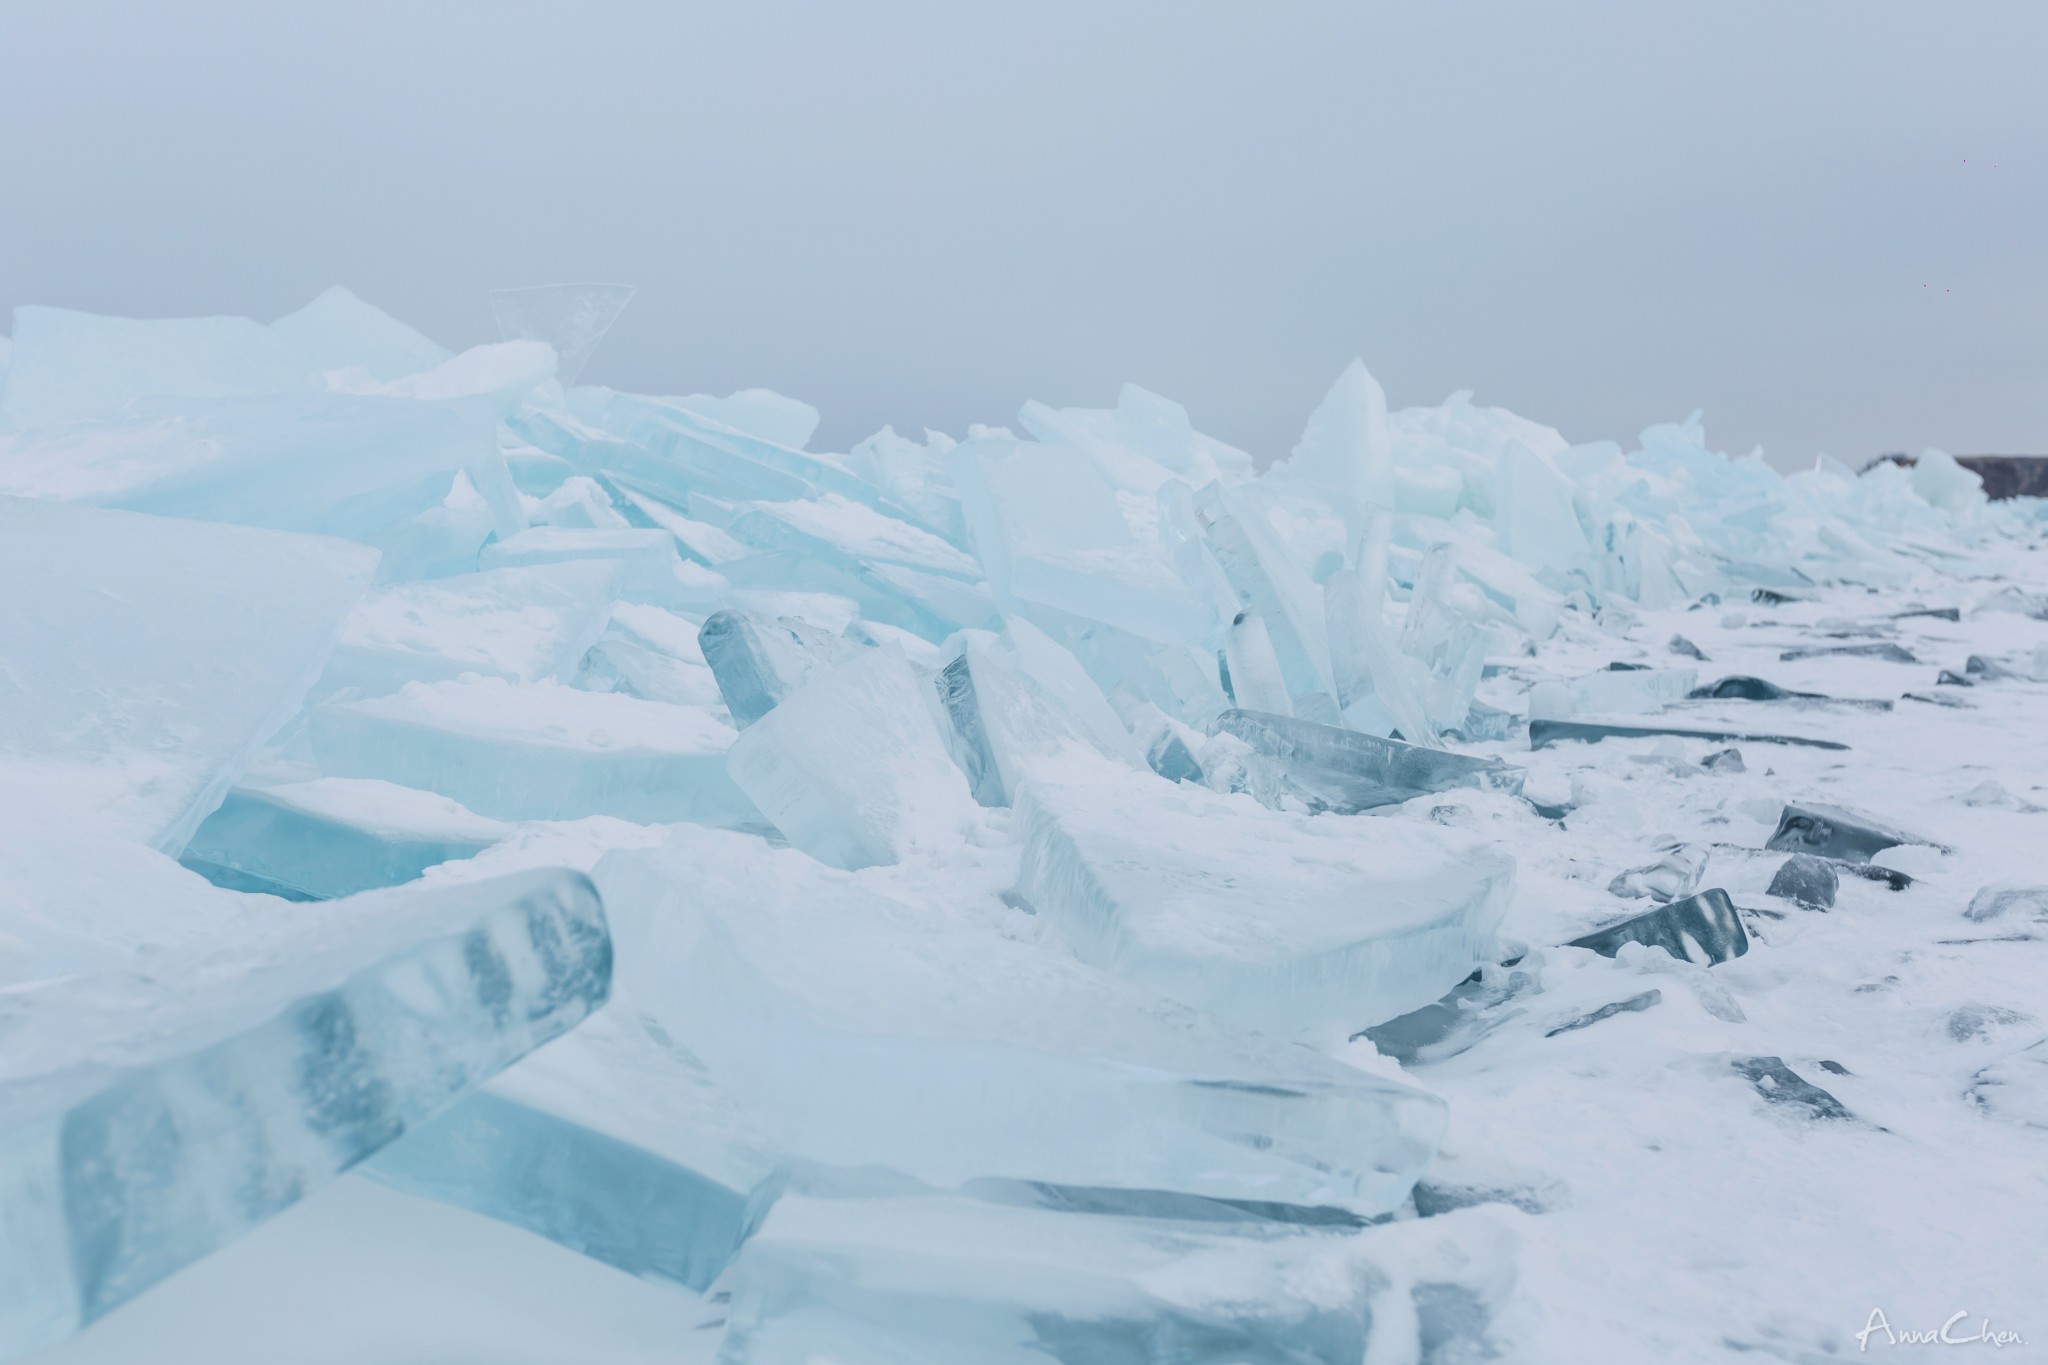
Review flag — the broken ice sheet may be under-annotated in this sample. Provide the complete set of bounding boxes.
[950,434,1215,646]
[699,608,869,727]
[1214,709,1524,814]
[179,779,510,901]
[364,1008,785,1294]
[308,677,757,827]
[717,1194,1380,1365]
[1566,888,1749,966]
[936,621,1145,808]
[0,496,377,853]
[316,560,624,699]
[0,868,610,1359]
[725,647,976,870]
[1764,802,1942,863]
[0,304,311,427]
[0,393,493,545]
[1015,759,1514,1039]
[1357,965,1539,1066]
[1529,719,1849,751]
[1528,666,1697,719]
[488,283,634,386]
[593,828,1447,1210]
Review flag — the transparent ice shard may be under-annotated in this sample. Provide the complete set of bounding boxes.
[1528,719,1848,751]
[725,648,974,870]
[1730,1056,1850,1121]
[1566,888,1749,966]
[1687,675,1823,702]
[1213,710,1524,814]
[1778,642,1917,663]
[935,623,1144,808]
[0,393,491,545]
[699,609,871,728]
[951,435,1214,646]
[1195,483,1336,707]
[1764,802,1942,862]
[1015,761,1515,1038]
[0,868,610,1360]
[317,561,623,698]
[1323,512,1439,744]
[0,305,310,428]
[718,1194,1377,1365]
[1398,542,1491,731]
[1766,853,1839,910]
[593,829,1447,1209]
[575,604,725,709]
[480,527,725,609]
[363,1009,785,1293]
[1220,610,1294,715]
[488,284,635,386]
[179,779,510,901]
[1606,845,1708,903]
[0,496,377,853]
[308,677,757,827]
[270,285,451,384]
[1490,441,1591,573]
[942,642,1138,810]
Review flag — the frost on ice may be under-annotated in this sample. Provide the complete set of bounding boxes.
[2,289,2046,1362]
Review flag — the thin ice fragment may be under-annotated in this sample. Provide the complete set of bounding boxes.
[1567,888,1749,966]
[1214,710,1524,814]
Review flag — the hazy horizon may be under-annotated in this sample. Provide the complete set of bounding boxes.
[4,1,2043,468]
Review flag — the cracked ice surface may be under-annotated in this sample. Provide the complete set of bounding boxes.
[4,290,2047,1362]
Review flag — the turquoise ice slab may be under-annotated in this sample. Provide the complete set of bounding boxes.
[0,868,611,1361]
[365,1009,785,1293]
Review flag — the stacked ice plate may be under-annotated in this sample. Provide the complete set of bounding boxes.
[0,289,2030,1362]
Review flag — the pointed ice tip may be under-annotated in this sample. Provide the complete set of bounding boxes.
[488,283,636,386]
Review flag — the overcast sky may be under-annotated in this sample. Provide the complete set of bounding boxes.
[4,1,2043,467]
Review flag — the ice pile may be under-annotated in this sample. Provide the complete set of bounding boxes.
[2,289,2042,1362]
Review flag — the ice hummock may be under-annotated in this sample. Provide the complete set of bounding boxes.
[592,828,1448,1211]
[0,496,377,853]
[7,293,2047,1360]
[0,869,609,1358]
[1015,759,1515,1039]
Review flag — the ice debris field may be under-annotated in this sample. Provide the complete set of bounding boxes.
[2,287,2046,1364]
